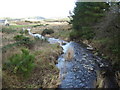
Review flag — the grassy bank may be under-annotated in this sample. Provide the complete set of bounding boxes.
[2,24,62,88]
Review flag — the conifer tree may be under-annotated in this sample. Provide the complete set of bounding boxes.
[70,2,110,40]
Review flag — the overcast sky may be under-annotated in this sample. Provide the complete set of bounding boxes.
[0,0,76,18]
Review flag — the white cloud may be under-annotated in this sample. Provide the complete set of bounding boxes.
[0,0,75,18]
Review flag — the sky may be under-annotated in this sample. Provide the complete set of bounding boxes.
[0,0,76,18]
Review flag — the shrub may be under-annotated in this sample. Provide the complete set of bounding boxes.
[41,29,54,36]
[70,30,81,40]
[20,29,28,35]
[14,35,33,48]
[2,27,16,34]
[2,43,19,53]
[14,35,26,41]
[25,20,33,23]
[32,24,44,27]
[81,27,95,40]
[4,49,35,77]
[70,27,95,40]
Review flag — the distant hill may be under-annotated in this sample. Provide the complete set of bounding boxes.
[27,16,45,20]
[44,17,69,22]
[0,16,45,20]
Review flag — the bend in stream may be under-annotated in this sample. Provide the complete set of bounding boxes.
[27,29,113,88]
[48,38,110,88]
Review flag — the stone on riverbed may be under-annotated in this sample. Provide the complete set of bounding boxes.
[87,46,94,50]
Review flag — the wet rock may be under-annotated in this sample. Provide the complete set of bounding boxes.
[69,85,74,88]
[78,70,82,73]
[73,68,77,72]
[87,47,94,50]
[82,57,86,60]
[94,52,98,56]
[76,76,80,79]
[57,42,109,88]
[82,78,86,82]
[79,83,85,87]
[74,85,79,88]
[75,52,78,55]
[83,55,87,58]
[88,67,94,71]
[100,63,104,67]
[76,59,80,62]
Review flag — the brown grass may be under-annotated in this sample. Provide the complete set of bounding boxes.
[2,22,66,88]
[2,42,62,88]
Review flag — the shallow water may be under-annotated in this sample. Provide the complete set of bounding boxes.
[47,38,108,88]
[28,32,110,88]
[57,42,99,88]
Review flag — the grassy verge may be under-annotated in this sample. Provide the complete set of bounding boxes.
[9,24,44,28]
[2,24,62,88]
[51,29,71,41]
[2,42,62,88]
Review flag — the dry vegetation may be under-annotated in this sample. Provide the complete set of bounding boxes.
[1,20,71,88]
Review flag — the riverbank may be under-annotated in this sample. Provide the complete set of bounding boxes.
[69,3,120,87]
[2,23,64,88]
[2,43,62,88]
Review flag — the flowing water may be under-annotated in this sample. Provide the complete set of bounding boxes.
[48,38,110,88]
[28,30,116,88]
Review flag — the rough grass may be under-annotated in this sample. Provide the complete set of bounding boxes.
[2,23,64,88]
[52,29,70,41]
[1,27,16,34]
[2,42,61,88]
[3,43,61,88]
[2,42,62,88]
[9,25,35,28]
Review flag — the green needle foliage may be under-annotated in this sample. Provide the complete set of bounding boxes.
[41,29,54,36]
[70,2,110,40]
[2,27,16,34]
[14,35,34,48]
[4,48,35,78]
[70,2,120,71]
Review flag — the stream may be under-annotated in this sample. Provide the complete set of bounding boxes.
[48,38,110,88]
[27,29,116,88]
